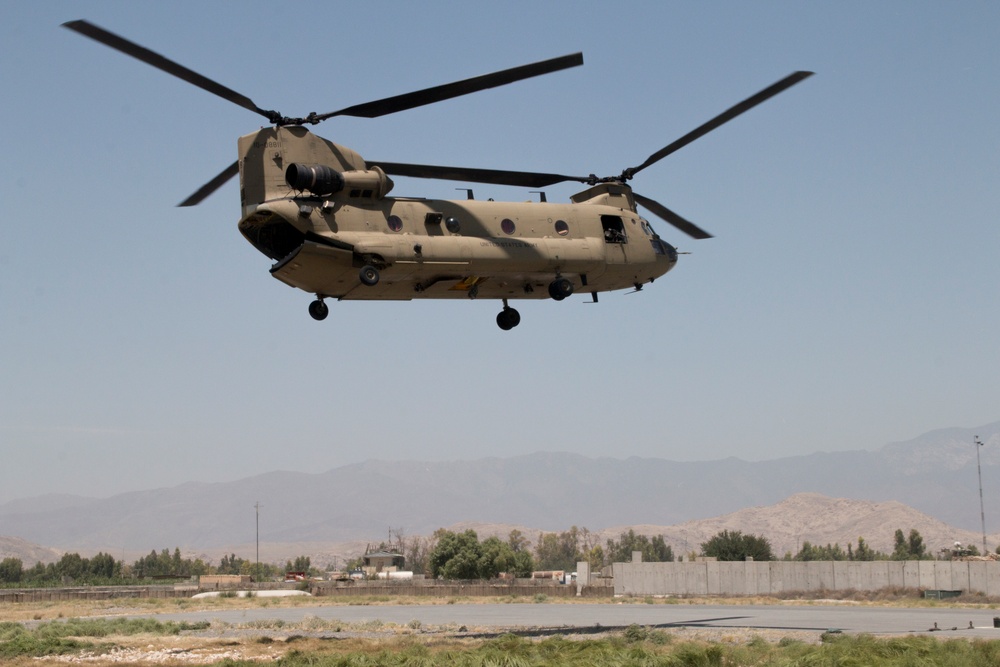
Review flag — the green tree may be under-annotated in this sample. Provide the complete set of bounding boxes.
[507,529,530,554]
[55,553,85,580]
[891,529,907,559]
[428,529,482,579]
[535,527,584,571]
[217,553,249,575]
[506,530,535,577]
[907,529,927,559]
[88,552,117,579]
[791,541,847,561]
[584,544,605,571]
[477,536,514,579]
[605,530,674,564]
[285,556,311,573]
[700,530,774,561]
[0,557,23,583]
[851,537,885,561]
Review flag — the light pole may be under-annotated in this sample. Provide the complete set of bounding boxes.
[255,501,261,585]
[975,436,987,554]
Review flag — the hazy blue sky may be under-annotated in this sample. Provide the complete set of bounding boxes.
[2,1,998,504]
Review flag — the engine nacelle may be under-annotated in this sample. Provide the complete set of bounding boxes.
[285,163,393,199]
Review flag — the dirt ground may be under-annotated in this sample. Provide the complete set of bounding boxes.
[4,593,997,665]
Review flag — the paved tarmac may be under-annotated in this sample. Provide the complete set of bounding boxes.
[137,602,1000,639]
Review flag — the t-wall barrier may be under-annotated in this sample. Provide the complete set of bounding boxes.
[612,560,1000,596]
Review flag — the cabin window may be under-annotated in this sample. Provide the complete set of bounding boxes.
[554,220,569,236]
[387,215,403,232]
[601,215,627,244]
[501,218,516,235]
[446,217,461,233]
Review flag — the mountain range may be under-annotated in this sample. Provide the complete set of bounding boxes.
[1,421,998,565]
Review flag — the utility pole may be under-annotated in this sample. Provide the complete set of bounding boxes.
[255,501,261,586]
[975,436,987,554]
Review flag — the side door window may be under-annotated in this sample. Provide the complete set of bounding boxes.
[601,215,627,244]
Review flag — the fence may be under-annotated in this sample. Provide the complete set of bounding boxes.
[0,585,195,603]
[0,581,613,603]
[311,580,613,598]
[613,560,1000,596]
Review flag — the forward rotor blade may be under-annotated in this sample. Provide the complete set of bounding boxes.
[633,192,712,240]
[315,53,584,121]
[178,161,239,207]
[62,20,280,123]
[626,71,813,178]
[368,161,589,188]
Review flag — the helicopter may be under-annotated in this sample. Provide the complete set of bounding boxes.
[64,20,812,330]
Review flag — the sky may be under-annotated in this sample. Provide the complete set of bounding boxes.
[1,1,998,504]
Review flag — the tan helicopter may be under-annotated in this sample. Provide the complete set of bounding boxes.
[64,20,811,330]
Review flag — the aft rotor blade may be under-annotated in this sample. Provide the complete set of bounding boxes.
[633,192,713,239]
[368,161,589,188]
[178,161,239,207]
[626,71,813,179]
[62,20,280,123]
[314,53,584,121]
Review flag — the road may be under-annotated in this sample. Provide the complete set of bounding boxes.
[136,602,1000,639]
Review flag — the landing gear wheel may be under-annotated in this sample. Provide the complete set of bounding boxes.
[496,306,521,331]
[359,264,380,286]
[548,277,574,301]
[308,299,329,321]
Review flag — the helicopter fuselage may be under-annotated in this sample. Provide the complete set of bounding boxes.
[237,127,677,303]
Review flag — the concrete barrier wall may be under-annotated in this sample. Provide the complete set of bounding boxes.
[613,561,1000,596]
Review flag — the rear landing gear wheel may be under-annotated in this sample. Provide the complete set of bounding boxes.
[359,264,380,286]
[548,277,574,301]
[496,305,521,330]
[308,299,329,321]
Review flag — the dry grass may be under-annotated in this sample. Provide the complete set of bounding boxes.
[8,588,1000,625]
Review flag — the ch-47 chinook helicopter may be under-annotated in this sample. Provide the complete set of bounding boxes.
[64,20,811,330]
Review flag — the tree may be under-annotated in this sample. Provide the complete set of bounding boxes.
[217,553,249,575]
[56,553,85,580]
[605,530,674,564]
[0,557,23,583]
[285,555,311,573]
[790,542,847,561]
[88,552,117,579]
[428,529,482,579]
[700,530,774,561]
[477,537,515,579]
[505,530,535,577]
[535,527,585,571]
[907,529,927,559]
[404,535,434,575]
[584,544,605,571]
[507,529,530,554]
[892,529,907,559]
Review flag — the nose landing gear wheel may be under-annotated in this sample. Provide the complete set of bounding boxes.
[308,299,329,321]
[548,277,574,301]
[496,304,521,330]
[359,265,380,286]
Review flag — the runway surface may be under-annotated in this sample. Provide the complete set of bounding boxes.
[136,602,1000,639]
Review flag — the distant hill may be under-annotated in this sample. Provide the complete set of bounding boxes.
[0,535,62,565]
[0,421,997,563]
[621,492,986,558]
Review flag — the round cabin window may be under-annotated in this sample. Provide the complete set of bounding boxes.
[501,218,516,235]
[445,216,461,233]
[387,215,403,232]
[554,220,569,236]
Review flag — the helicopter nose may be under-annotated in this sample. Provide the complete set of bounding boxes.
[653,239,678,265]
